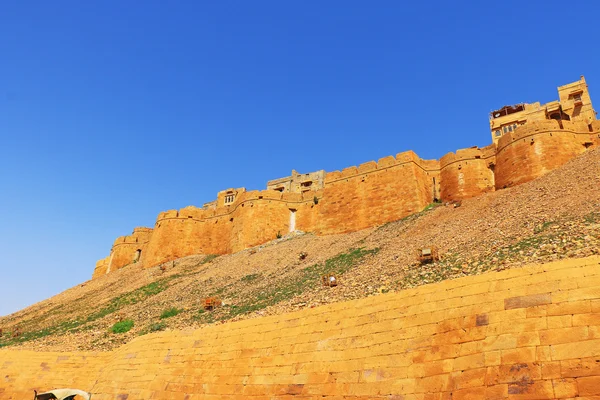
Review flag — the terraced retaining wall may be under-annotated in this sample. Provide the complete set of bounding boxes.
[5,255,600,399]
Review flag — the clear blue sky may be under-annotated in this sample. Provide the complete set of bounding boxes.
[1,1,598,316]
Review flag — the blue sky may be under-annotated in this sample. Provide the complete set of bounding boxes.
[1,1,598,316]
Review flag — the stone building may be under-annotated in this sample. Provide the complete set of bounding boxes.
[490,76,595,143]
[93,77,599,279]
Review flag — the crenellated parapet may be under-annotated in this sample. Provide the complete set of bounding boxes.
[140,188,324,269]
[96,227,154,277]
[112,227,153,248]
[440,145,497,201]
[495,119,598,189]
[315,151,441,236]
[324,151,439,186]
[93,76,599,279]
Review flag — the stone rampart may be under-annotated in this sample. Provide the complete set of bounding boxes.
[317,151,439,235]
[6,256,600,399]
[106,227,153,273]
[495,120,596,189]
[440,145,496,202]
[95,120,599,277]
[92,256,110,279]
[143,191,321,267]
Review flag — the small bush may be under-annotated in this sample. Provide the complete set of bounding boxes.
[149,322,166,332]
[276,231,282,239]
[241,273,261,283]
[111,319,134,334]
[160,307,181,319]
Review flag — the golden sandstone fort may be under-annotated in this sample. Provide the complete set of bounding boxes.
[93,76,599,279]
[3,76,600,400]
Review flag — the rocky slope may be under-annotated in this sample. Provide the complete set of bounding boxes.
[1,148,599,352]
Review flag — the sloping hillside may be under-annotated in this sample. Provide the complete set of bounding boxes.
[1,148,599,352]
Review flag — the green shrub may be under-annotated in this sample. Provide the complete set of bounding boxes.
[111,319,134,334]
[160,307,181,319]
[241,273,261,283]
[149,322,166,332]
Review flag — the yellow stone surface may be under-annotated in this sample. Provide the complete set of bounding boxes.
[4,256,600,399]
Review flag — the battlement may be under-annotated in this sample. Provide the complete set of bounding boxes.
[439,144,496,169]
[93,76,598,279]
[112,227,153,247]
[324,150,434,184]
[132,227,153,234]
[154,187,321,228]
[496,119,597,150]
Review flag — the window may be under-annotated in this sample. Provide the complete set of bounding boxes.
[503,126,508,133]
[513,124,517,130]
[508,125,513,132]
[573,93,582,102]
[224,193,235,205]
[495,130,501,137]
[301,181,312,187]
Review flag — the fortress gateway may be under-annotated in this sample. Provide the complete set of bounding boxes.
[93,77,599,279]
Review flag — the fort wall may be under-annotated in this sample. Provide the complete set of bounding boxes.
[93,78,599,278]
[495,120,595,189]
[316,151,438,235]
[96,125,599,275]
[440,145,496,202]
[143,192,321,267]
[228,190,318,252]
[7,256,600,399]
[106,227,153,273]
[92,256,110,280]
[143,207,232,268]
[96,123,599,276]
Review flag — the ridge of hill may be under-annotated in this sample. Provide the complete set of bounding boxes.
[1,148,599,352]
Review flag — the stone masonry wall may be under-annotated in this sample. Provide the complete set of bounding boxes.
[7,256,600,399]
[316,151,438,236]
[0,351,109,399]
[143,206,234,268]
[495,120,595,189]
[107,227,153,273]
[439,145,496,202]
[92,256,110,280]
[143,192,320,268]
[95,121,599,277]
